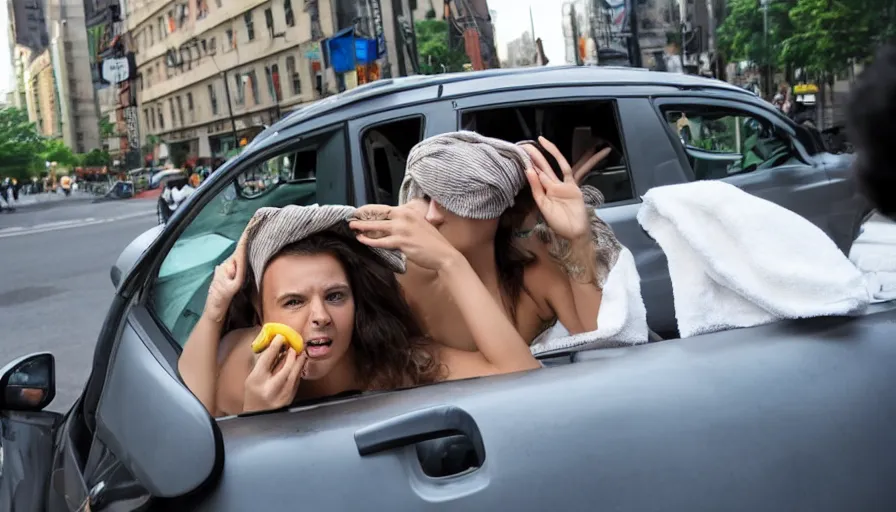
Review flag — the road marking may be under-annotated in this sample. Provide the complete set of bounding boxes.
[0,210,156,239]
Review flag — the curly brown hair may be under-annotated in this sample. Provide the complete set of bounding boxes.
[245,231,444,390]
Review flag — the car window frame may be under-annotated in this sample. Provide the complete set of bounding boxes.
[347,101,453,206]
[449,87,642,207]
[357,113,427,204]
[138,122,353,354]
[651,96,814,178]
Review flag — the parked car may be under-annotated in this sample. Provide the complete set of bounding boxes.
[3,67,890,512]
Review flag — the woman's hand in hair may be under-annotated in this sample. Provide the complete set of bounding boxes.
[350,204,462,273]
[204,220,252,323]
[243,336,306,413]
[520,136,591,242]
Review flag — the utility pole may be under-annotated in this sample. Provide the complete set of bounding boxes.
[679,0,687,70]
[706,0,717,77]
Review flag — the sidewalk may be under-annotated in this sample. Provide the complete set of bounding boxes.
[4,190,93,208]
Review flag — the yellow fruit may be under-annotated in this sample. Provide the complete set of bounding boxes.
[250,323,304,354]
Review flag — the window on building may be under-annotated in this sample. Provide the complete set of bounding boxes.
[244,12,255,41]
[158,17,165,38]
[246,70,259,106]
[284,0,295,27]
[215,0,222,7]
[143,108,149,131]
[149,26,154,46]
[186,92,194,122]
[286,56,300,95]
[176,96,185,126]
[208,84,219,115]
[266,64,282,103]
[226,29,235,50]
[265,8,274,38]
[178,3,189,28]
[169,98,176,126]
[234,74,245,105]
[158,106,165,130]
[197,0,209,20]
[208,37,217,54]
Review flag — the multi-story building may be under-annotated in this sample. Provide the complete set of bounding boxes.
[9,0,101,151]
[128,0,440,164]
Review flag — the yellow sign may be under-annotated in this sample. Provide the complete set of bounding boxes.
[794,83,819,94]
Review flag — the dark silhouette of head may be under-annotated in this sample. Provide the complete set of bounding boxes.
[847,43,896,220]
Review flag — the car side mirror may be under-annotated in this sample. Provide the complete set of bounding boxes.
[0,352,55,412]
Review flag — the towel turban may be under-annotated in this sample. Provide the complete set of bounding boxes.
[245,204,406,289]
[398,131,532,219]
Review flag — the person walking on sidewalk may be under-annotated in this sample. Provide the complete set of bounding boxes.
[0,177,14,213]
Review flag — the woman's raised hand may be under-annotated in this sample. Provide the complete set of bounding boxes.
[520,136,591,242]
[350,204,462,273]
[204,218,254,322]
[242,335,306,413]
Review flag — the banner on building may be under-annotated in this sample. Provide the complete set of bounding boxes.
[370,0,386,58]
[12,0,49,54]
[102,56,131,84]
[124,106,140,151]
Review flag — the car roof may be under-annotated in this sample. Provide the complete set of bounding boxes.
[274,65,749,132]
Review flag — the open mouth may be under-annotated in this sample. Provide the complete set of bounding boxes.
[305,337,333,358]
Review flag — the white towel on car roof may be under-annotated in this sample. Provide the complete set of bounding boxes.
[530,246,649,356]
[636,180,870,338]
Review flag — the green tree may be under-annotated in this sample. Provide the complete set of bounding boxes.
[782,0,893,76]
[41,138,79,168]
[415,19,469,74]
[81,148,111,167]
[99,117,117,139]
[717,0,798,70]
[0,106,46,180]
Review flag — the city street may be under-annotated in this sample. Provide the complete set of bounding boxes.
[0,197,157,413]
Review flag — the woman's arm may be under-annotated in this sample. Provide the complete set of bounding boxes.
[350,205,541,378]
[435,252,542,378]
[178,313,227,414]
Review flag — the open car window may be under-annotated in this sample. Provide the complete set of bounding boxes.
[662,106,797,180]
[148,125,349,347]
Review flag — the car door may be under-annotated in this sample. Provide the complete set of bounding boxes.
[448,87,692,335]
[195,305,896,511]
[652,97,838,245]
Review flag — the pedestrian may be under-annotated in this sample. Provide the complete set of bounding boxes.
[0,178,14,212]
[847,43,896,220]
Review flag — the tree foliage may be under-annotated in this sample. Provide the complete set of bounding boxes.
[81,149,111,167]
[0,107,47,180]
[415,19,469,74]
[717,0,797,68]
[41,138,79,168]
[718,0,895,77]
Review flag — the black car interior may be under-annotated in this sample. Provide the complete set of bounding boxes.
[460,101,635,204]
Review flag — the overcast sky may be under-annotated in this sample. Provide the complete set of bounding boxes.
[0,0,565,96]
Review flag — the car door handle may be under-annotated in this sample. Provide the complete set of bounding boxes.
[354,405,486,463]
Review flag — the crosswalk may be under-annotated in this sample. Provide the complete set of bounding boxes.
[0,210,156,239]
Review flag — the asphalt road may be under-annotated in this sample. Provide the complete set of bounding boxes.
[0,197,158,413]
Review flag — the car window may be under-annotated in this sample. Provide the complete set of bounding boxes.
[459,100,635,204]
[662,106,797,180]
[360,115,425,205]
[149,125,350,347]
